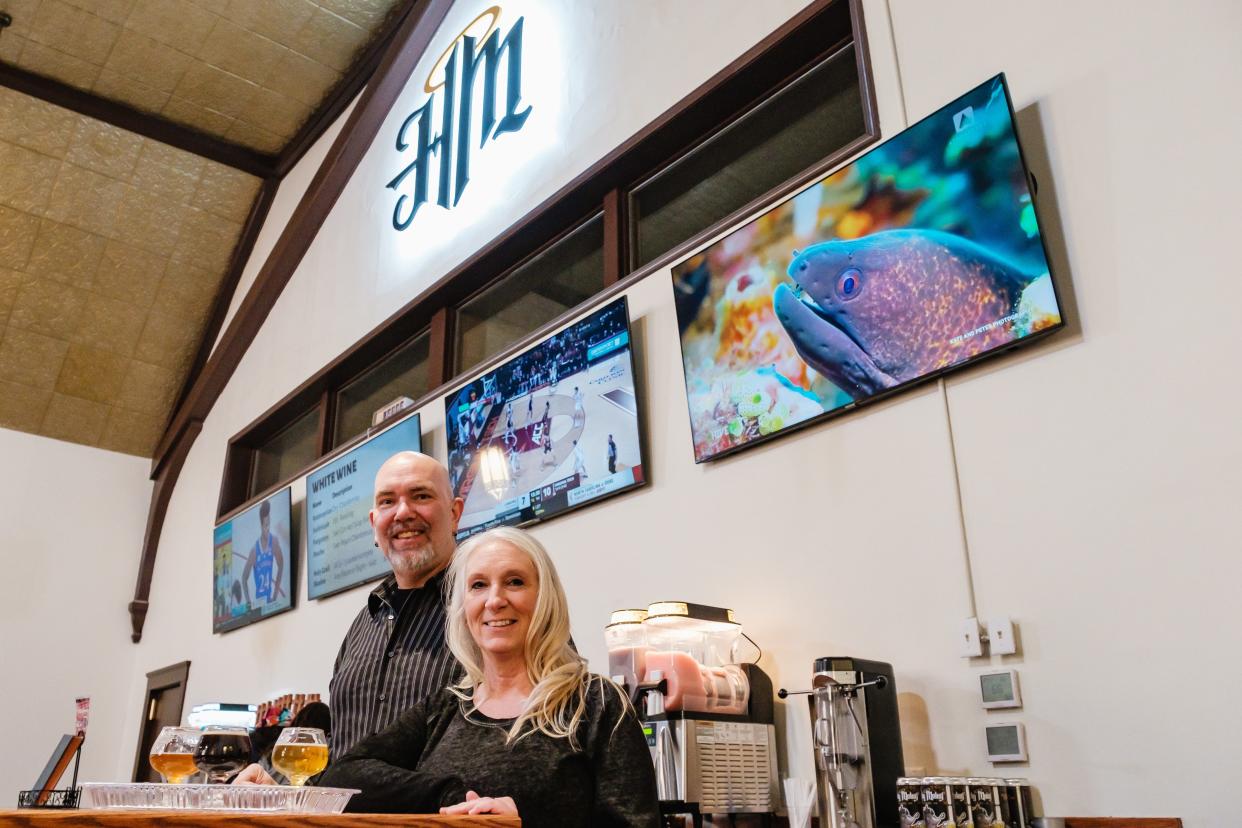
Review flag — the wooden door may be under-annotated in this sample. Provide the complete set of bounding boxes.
[131,661,191,782]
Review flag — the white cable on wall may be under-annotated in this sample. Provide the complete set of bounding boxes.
[884,0,980,619]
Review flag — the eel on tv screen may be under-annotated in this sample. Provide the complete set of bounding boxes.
[445,296,645,539]
[671,73,1064,462]
[305,413,422,599]
[213,487,294,633]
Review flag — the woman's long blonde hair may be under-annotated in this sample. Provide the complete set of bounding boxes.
[445,526,608,746]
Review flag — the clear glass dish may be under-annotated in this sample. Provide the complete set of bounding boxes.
[79,782,359,813]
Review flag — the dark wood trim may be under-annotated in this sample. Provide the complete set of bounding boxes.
[351,131,883,448]
[209,13,877,520]
[130,419,202,643]
[602,188,626,287]
[154,0,853,473]
[130,661,191,784]
[426,307,453,389]
[149,0,455,471]
[165,177,280,444]
[216,433,253,522]
[274,0,421,178]
[190,0,869,491]
[316,388,334,456]
[0,63,275,177]
[160,0,878,524]
[1065,820,1182,828]
[848,0,880,138]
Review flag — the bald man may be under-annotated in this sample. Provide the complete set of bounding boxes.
[238,452,465,784]
[327,451,465,759]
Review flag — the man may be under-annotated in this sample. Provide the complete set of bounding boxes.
[572,385,584,425]
[607,433,618,475]
[241,499,284,609]
[572,438,587,480]
[237,451,463,782]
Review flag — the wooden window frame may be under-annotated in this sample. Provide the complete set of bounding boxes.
[215,0,879,522]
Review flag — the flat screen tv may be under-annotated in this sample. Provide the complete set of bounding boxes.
[671,73,1064,462]
[213,487,294,633]
[445,296,645,539]
[305,412,422,599]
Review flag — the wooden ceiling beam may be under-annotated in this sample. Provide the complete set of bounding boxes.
[135,0,453,639]
[151,0,455,474]
[0,63,277,178]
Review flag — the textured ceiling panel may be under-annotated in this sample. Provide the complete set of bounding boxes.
[0,86,259,456]
[0,0,404,154]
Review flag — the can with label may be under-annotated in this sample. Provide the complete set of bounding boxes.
[966,777,1001,828]
[947,778,974,828]
[897,777,927,828]
[1003,779,1033,828]
[921,777,956,828]
[983,778,1010,828]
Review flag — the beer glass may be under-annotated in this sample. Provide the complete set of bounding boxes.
[271,727,328,786]
[149,726,200,784]
[193,725,252,784]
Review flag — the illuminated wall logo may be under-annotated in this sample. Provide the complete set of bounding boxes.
[387,6,532,232]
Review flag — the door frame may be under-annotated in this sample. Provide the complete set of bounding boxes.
[130,660,191,782]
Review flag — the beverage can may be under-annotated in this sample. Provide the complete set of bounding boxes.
[922,777,956,828]
[897,777,926,827]
[947,778,973,828]
[1003,779,1033,828]
[982,778,1010,828]
[966,777,1001,828]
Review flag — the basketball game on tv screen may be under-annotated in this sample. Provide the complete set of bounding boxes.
[672,74,1063,462]
[445,297,645,538]
[213,487,294,634]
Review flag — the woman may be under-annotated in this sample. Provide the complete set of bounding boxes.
[319,526,659,827]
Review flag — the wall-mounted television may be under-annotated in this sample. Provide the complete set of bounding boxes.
[671,73,1064,462]
[445,296,646,539]
[213,487,294,633]
[305,413,422,599]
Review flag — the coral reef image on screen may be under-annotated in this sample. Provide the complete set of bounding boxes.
[671,75,1062,462]
[445,297,644,538]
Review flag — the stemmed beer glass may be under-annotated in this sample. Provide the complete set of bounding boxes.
[271,727,328,786]
[149,726,201,784]
[193,725,253,784]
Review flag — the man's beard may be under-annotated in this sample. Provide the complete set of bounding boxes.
[384,543,438,580]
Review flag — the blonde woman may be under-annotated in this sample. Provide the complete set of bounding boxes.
[320,527,659,827]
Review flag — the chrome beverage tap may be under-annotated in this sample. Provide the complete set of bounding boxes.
[781,657,904,828]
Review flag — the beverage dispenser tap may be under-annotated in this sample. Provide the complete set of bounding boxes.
[605,603,780,823]
[782,658,905,828]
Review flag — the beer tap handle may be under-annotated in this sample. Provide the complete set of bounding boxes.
[777,688,811,698]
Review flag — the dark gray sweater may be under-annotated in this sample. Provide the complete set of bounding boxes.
[320,677,660,828]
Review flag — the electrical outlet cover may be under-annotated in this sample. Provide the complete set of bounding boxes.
[961,617,984,657]
[987,616,1017,655]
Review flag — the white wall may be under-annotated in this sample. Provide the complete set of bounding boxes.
[0,429,150,794]
[117,1,1242,826]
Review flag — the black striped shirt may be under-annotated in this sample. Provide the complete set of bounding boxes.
[327,571,460,760]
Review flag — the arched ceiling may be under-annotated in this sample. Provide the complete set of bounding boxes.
[0,0,408,455]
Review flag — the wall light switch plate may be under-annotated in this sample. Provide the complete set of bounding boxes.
[987,616,1017,655]
[961,617,984,657]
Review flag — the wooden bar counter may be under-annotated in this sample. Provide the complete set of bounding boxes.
[0,813,518,827]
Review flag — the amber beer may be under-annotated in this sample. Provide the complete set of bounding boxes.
[149,752,197,784]
[272,743,328,784]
